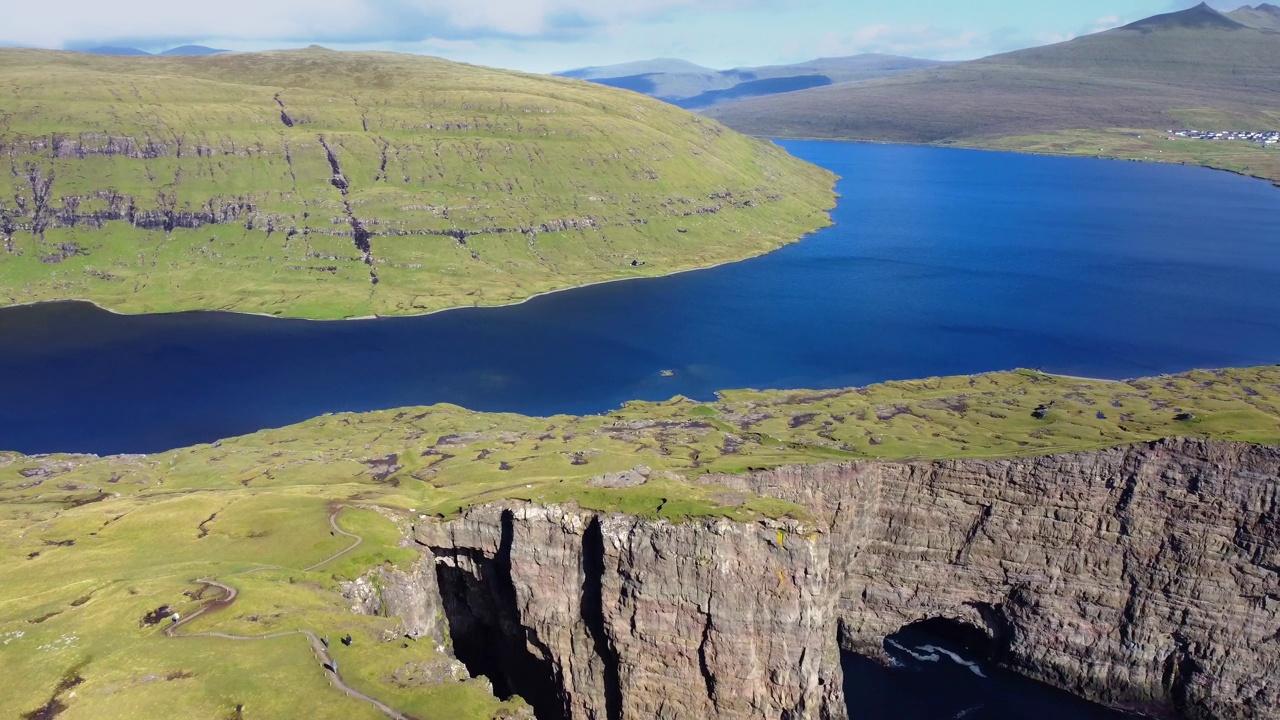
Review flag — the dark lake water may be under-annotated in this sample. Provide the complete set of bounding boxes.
[3,141,1280,455]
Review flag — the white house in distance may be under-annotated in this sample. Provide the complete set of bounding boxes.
[1167,129,1280,145]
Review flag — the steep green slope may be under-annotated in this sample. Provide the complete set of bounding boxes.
[707,4,1280,180]
[2,365,1279,719]
[0,48,834,318]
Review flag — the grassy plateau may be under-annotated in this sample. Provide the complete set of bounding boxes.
[0,47,834,319]
[3,366,1279,719]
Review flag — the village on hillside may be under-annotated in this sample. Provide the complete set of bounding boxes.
[1168,129,1280,145]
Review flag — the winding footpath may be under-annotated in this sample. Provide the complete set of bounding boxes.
[305,507,365,572]
[165,507,412,720]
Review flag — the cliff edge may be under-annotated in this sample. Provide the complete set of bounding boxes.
[404,438,1278,719]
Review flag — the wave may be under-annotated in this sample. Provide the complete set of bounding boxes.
[886,639,988,679]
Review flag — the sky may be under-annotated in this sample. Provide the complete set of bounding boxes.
[0,1,1249,73]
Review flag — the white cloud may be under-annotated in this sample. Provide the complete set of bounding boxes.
[1033,14,1126,47]
[0,2,1153,74]
[2,0,366,48]
[1089,15,1123,33]
[1034,31,1076,45]
[797,23,988,60]
[0,0,776,49]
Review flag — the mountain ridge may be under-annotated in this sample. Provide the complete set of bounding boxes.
[83,45,151,56]
[1227,2,1280,29]
[556,53,945,109]
[78,44,229,56]
[705,3,1280,179]
[159,45,230,56]
[1124,1,1249,31]
[559,57,717,79]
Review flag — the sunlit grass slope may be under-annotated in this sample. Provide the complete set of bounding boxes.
[2,366,1278,718]
[982,127,1280,186]
[0,47,834,318]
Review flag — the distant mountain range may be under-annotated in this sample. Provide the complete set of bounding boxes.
[705,3,1280,143]
[82,45,229,57]
[557,54,946,109]
[1227,2,1280,29]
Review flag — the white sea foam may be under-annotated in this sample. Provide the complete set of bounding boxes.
[886,638,940,662]
[954,705,983,719]
[885,638,990,679]
[920,645,988,678]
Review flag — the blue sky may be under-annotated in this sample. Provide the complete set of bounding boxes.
[0,1,1243,72]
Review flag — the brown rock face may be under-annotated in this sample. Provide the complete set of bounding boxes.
[412,439,1279,720]
[341,555,451,649]
[418,507,841,720]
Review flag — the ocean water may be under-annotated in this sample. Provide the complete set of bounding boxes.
[844,623,1137,719]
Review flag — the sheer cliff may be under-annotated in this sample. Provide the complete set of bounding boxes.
[386,439,1279,720]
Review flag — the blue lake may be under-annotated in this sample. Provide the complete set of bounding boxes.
[3,141,1280,455]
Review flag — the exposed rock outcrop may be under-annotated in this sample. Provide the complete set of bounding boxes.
[406,439,1278,720]
[341,554,451,650]
[418,506,840,720]
[586,465,651,488]
[715,438,1280,720]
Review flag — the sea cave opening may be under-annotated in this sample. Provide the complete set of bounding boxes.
[894,616,1003,661]
[840,615,1142,720]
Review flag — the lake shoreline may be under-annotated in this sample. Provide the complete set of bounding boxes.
[750,134,1280,188]
[8,138,1276,324]
[9,364,1271,461]
[6,141,1279,455]
[0,246,808,323]
[1,215,835,324]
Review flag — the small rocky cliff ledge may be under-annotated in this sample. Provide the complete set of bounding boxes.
[401,439,1277,720]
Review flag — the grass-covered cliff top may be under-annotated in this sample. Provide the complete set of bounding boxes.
[0,47,834,319]
[3,366,1279,719]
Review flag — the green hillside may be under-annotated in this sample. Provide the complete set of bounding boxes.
[0,48,835,319]
[707,3,1280,181]
[3,365,1279,719]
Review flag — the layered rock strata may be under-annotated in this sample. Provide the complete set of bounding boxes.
[712,438,1280,720]
[417,507,841,720]
[396,439,1277,720]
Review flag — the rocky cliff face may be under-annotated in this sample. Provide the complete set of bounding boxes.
[342,554,453,650]
[713,438,1280,720]
[416,506,842,720]
[399,439,1278,720]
